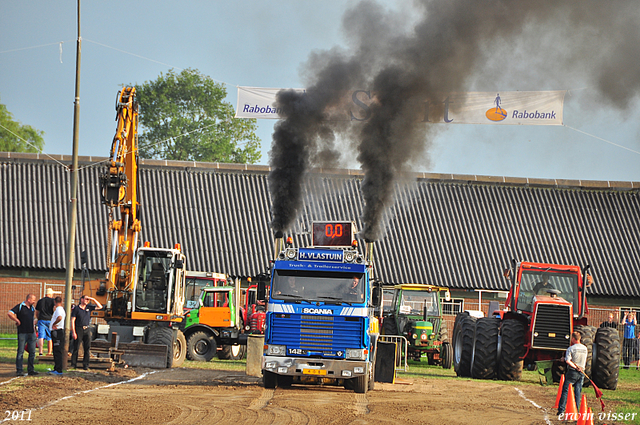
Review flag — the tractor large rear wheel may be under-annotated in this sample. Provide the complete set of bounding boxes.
[471,317,500,379]
[575,324,596,380]
[453,313,476,377]
[592,327,620,390]
[497,319,525,381]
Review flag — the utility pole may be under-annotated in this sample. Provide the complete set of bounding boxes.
[62,0,82,369]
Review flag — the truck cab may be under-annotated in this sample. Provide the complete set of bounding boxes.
[182,279,247,361]
[262,222,380,393]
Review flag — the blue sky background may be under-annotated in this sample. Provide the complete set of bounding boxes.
[1,1,639,182]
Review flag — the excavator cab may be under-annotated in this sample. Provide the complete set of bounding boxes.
[132,247,186,315]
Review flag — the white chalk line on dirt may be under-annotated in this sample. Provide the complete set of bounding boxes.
[0,377,20,386]
[514,387,552,425]
[1,370,161,423]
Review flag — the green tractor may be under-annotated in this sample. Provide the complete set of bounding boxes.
[382,284,453,368]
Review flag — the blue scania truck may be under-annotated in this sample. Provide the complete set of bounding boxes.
[261,222,381,393]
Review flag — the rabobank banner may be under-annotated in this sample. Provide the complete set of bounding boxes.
[236,86,566,126]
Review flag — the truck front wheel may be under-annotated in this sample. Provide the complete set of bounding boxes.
[353,371,368,394]
[263,370,277,389]
[187,331,217,362]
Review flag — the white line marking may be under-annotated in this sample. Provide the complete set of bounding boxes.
[0,377,20,386]
[1,371,160,423]
[514,387,552,425]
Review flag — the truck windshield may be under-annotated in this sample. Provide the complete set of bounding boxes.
[517,270,579,313]
[272,270,365,304]
[398,290,439,316]
[185,277,213,308]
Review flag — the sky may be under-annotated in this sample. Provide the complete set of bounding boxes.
[1,1,639,182]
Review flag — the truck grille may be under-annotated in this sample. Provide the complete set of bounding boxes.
[531,304,572,350]
[270,314,364,356]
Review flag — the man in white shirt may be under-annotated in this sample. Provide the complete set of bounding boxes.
[49,297,66,375]
[557,331,588,418]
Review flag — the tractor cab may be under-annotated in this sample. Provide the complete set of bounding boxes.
[383,284,452,366]
[505,261,589,320]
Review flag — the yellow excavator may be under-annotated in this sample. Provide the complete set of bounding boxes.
[86,87,187,368]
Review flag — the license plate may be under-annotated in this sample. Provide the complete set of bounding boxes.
[288,348,308,355]
[303,369,327,376]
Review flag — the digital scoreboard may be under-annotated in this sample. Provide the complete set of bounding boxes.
[312,221,354,247]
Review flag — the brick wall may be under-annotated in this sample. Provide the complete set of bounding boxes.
[0,276,85,334]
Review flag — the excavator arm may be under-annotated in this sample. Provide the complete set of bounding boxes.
[100,87,142,317]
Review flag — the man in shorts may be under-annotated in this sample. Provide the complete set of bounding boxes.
[35,288,56,356]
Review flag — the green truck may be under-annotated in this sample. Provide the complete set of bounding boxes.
[182,280,247,361]
[382,284,453,368]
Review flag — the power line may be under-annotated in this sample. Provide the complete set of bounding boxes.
[0,40,74,54]
[564,124,640,156]
[0,123,68,168]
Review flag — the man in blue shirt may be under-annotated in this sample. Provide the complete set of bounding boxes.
[623,310,637,369]
[7,294,39,376]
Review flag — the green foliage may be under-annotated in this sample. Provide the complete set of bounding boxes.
[0,99,44,153]
[134,68,261,163]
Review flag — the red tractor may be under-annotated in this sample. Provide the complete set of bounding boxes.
[453,260,620,390]
[241,276,268,334]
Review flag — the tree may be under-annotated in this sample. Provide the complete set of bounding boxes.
[0,98,45,153]
[134,68,261,163]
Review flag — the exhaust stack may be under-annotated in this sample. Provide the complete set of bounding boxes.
[273,230,285,261]
[365,240,375,281]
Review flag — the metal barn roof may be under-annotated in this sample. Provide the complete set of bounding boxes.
[1,152,639,297]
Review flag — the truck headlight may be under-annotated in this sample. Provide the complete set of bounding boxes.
[344,251,355,262]
[286,249,297,259]
[266,344,286,356]
[346,348,366,360]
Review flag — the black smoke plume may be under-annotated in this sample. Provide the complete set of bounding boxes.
[269,1,640,240]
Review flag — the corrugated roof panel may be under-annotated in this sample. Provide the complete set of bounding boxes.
[1,157,639,297]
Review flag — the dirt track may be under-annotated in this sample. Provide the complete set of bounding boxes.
[0,365,561,425]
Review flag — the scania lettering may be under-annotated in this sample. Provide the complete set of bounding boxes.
[302,308,333,315]
[261,222,381,393]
